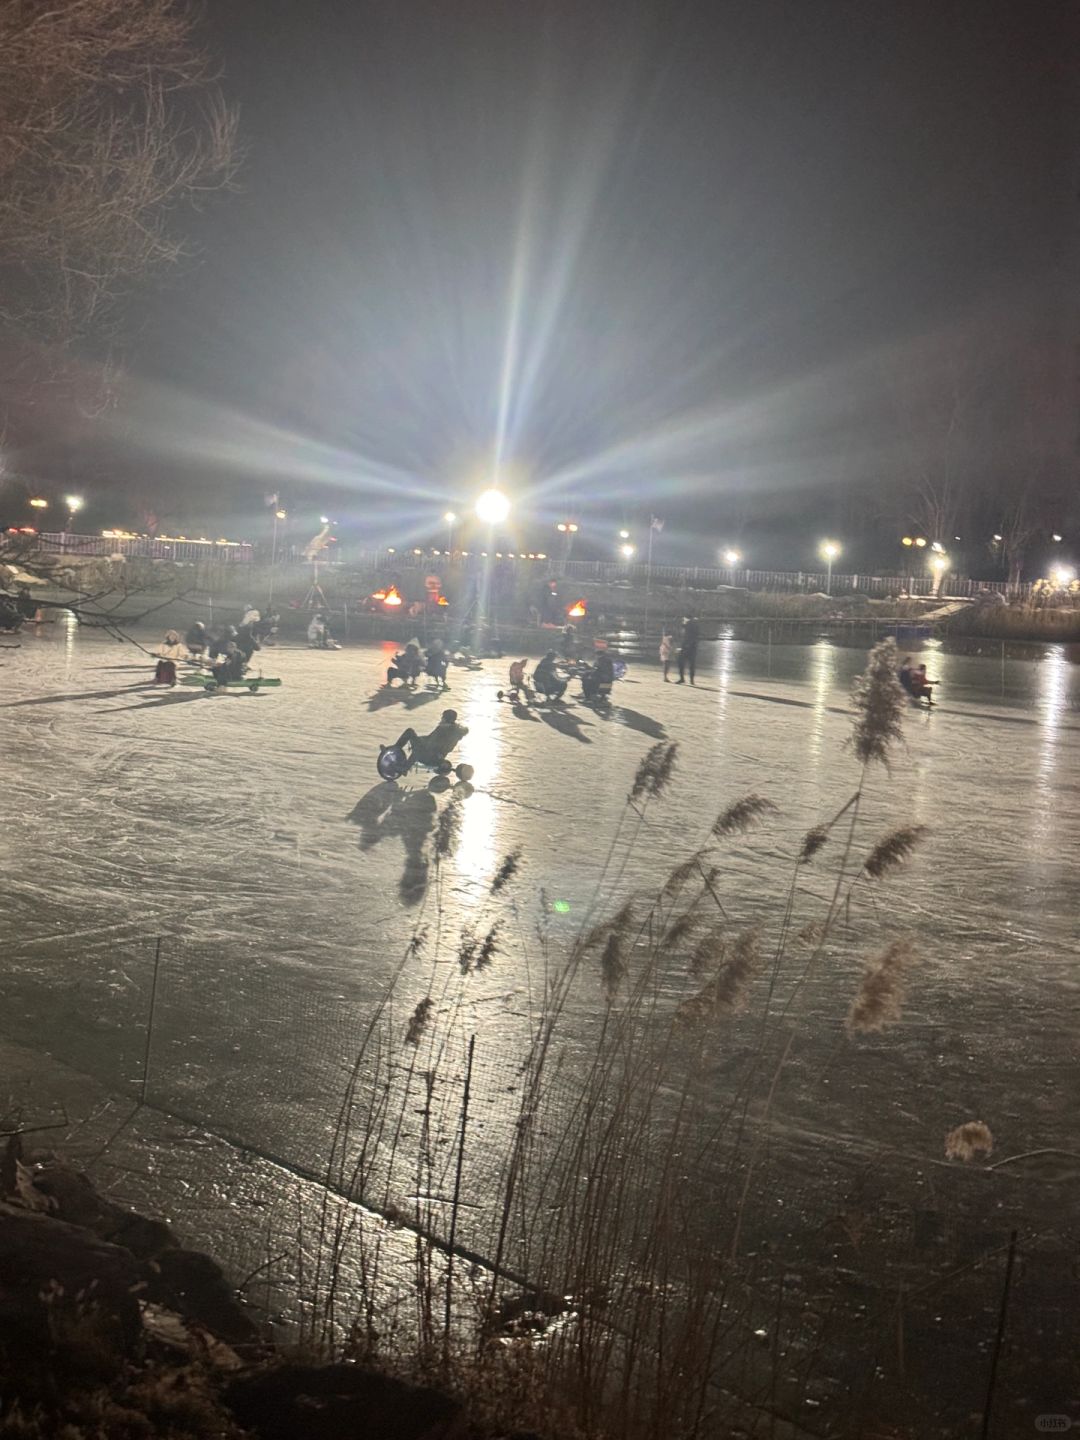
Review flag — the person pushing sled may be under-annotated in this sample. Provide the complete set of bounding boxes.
[377,708,474,782]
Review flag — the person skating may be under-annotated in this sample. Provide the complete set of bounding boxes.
[383,708,469,772]
[676,615,700,685]
[534,650,567,701]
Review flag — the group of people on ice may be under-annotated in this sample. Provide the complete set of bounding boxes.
[384,638,451,689]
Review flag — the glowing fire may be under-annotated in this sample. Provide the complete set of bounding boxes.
[372,585,404,607]
[437,595,449,606]
[567,599,587,618]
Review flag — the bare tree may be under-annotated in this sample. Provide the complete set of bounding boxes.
[887,339,981,550]
[0,0,238,346]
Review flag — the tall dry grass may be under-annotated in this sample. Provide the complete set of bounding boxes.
[298,638,929,1438]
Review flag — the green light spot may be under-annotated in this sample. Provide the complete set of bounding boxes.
[553,899,571,914]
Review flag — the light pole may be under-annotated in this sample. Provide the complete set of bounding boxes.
[722,547,741,569]
[269,507,287,607]
[929,552,948,598]
[620,542,636,563]
[820,540,840,595]
[64,494,83,533]
[444,510,457,555]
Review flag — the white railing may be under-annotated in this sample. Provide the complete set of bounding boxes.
[29,532,254,563]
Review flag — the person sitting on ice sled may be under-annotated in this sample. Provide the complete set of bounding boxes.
[154,630,186,685]
[507,658,533,702]
[211,641,248,684]
[307,612,339,649]
[381,709,468,774]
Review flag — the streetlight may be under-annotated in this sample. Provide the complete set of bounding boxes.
[723,548,741,567]
[63,494,84,535]
[444,510,457,554]
[929,551,948,597]
[620,543,636,560]
[1052,533,1063,543]
[819,540,840,595]
[618,528,630,540]
[1051,565,1075,587]
[475,488,510,525]
[28,497,48,510]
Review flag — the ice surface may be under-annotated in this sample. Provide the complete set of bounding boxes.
[3,620,1079,1429]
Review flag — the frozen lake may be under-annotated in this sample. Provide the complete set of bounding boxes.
[3,620,1079,1432]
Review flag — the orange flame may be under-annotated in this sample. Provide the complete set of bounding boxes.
[437,595,449,606]
[567,599,587,618]
[383,584,403,607]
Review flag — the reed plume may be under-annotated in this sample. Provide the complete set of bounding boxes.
[712,794,777,840]
[863,826,927,879]
[847,938,918,1033]
[944,1121,994,1162]
[404,997,433,1046]
[490,847,523,894]
[850,638,906,768]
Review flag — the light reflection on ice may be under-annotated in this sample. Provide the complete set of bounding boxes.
[454,686,501,890]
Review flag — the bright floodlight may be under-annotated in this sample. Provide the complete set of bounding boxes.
[65,494,84,513]
[475,488,510,525]
[930,553,948,571]
[444,510,457,524]
[28,497,48,508]
[274,508,287,520]
[820,540,840,560]
[618,528,630,539]
[1052,533,1063,542]
[620,543,636,559]
[723,548,741,565]
[1052,565,1074,586]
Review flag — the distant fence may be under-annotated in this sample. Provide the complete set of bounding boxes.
[31,531,254,563]
[333,547,1030,600]
[16,532,1034,598]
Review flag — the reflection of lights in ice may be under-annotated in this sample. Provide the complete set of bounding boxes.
[807,641,835,764]
[1037,650,1068,794]
[454,690,503,890]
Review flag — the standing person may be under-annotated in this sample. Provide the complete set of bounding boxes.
[676,615,700,685]
[659,628,674,681]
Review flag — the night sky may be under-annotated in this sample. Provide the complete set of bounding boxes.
[85,1,1080,561]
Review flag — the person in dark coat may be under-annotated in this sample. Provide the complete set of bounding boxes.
[676,615,700,685]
